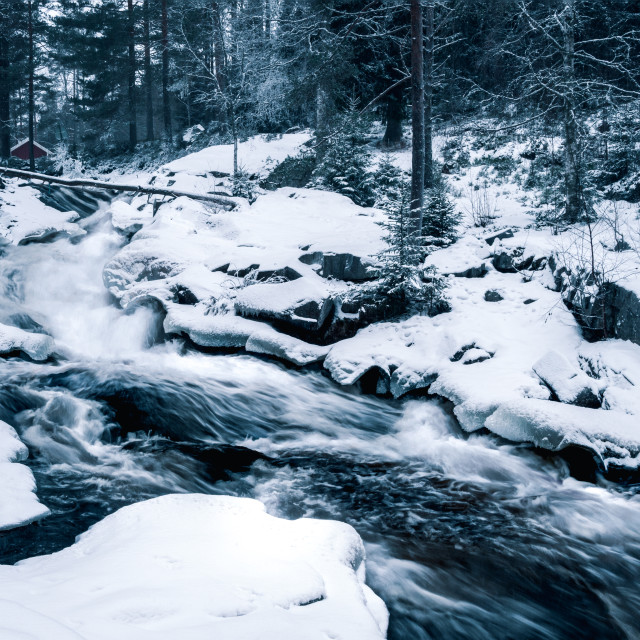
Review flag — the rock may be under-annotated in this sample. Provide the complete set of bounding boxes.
[321,252,377,281]
[452,264,489,278]
[484,229,514,246]
[484,290,504,302]
[533,350,601,408]
[492,252,517,273]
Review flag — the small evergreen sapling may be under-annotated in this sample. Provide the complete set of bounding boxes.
[422,170,461,247]
[375,164,449,314]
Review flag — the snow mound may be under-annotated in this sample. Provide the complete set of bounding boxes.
[109,200,153,234]
[0,421,49,531]
[0,322,55,361]
[486,398,640,468]
[0,494,388,640]
[164,305,329,366]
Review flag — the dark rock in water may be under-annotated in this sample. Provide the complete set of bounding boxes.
[171,285,199,305]
[321,253,377,281]
[484,229,514,246]
[484,290,503,302]
[452,264,488,278]
[492,252,517,273]
[19,228,73,246]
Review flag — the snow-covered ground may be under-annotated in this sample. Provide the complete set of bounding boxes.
[0,494,388,640]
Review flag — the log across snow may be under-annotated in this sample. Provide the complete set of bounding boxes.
[0,421,49,531]
[0,494,388,640]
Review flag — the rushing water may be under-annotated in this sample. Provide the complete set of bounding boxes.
[1,196,640,640]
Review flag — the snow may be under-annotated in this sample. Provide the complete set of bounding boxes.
[0,494,387,640]
[164,305,329,366]
[162,132,311,177]
[109,200,153,234]
[486,398,640,468]
[0,322,55,361]
[0,421,49,531]
[0,180,82,245]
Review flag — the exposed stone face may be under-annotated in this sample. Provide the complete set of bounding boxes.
[484,290,504,302]
[601,283,640,344]
[321,253,377,282]
[492,252,517,273]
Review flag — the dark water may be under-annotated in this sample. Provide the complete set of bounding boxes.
[0,205,639,640]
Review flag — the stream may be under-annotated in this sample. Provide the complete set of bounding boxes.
[1,195,639,640]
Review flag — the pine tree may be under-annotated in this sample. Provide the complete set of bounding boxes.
[422,170,460,247]
[376,172,448,314]
[310,102,374,206]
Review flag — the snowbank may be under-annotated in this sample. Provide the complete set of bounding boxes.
[0,494,388,640]
[0,421,49,531]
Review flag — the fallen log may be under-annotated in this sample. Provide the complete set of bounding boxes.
[0,167,237,210]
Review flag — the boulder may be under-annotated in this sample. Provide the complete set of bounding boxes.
[321,252,377,281]
[533,350,601,408]
[484,290,504,302]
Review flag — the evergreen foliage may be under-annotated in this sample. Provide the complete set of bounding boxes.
[422,169,461,247]
[309,103,374,207]
[375,170,448,315]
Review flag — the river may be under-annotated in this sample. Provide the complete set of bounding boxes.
[0,195,639,639]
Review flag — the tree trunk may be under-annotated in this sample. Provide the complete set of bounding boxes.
[410,0,425,236]
[143,0,154,141]
[0,33,10,160]
[382,84,403,148]
[424,1,434,190]
[561,0,581,223]
[161,0,171,140]
[128,0,137,152]
[28,0,35,171]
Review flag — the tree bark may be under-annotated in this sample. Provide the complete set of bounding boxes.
[143,0,154,141]
[410,0,425,235]
[561,0,581,223]
[424,1,434,190]
[28,0,35,171]
[0,33,10,160]
[161,0,171,140]
[128,0,137,152]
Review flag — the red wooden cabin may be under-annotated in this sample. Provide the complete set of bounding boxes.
[10,138,50,161]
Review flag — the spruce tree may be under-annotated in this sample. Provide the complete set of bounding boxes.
[422,170,461,247]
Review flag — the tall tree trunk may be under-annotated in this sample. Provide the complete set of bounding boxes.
[424,1,434,190]
[143,0,154,141]
[161,0,171,140]
[561,0,580,223]
[28,0,35,171]
[410,0,425,235]
[382,84,403,148]
[315,81,331,161]
[0,34,10,160]
[127,0,137,152]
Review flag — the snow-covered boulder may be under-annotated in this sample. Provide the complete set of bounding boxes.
[0,421,49,531]
[0,494,388,640]
[533,350,601,408]
[109,200,153,235]
[0,322,55,361]
[486,398,640,469]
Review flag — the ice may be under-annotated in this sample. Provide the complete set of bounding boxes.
[0,494,388,640]
[0,421,49,531]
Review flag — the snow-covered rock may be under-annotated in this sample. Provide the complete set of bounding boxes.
[486,398,640,468]
[0,494,388,640]
[533,350,601,407]
[164,305,329,366]
[0,421,49,531]
[109,200,153,235]
[0,322,55,361]
[0,180,82,246]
